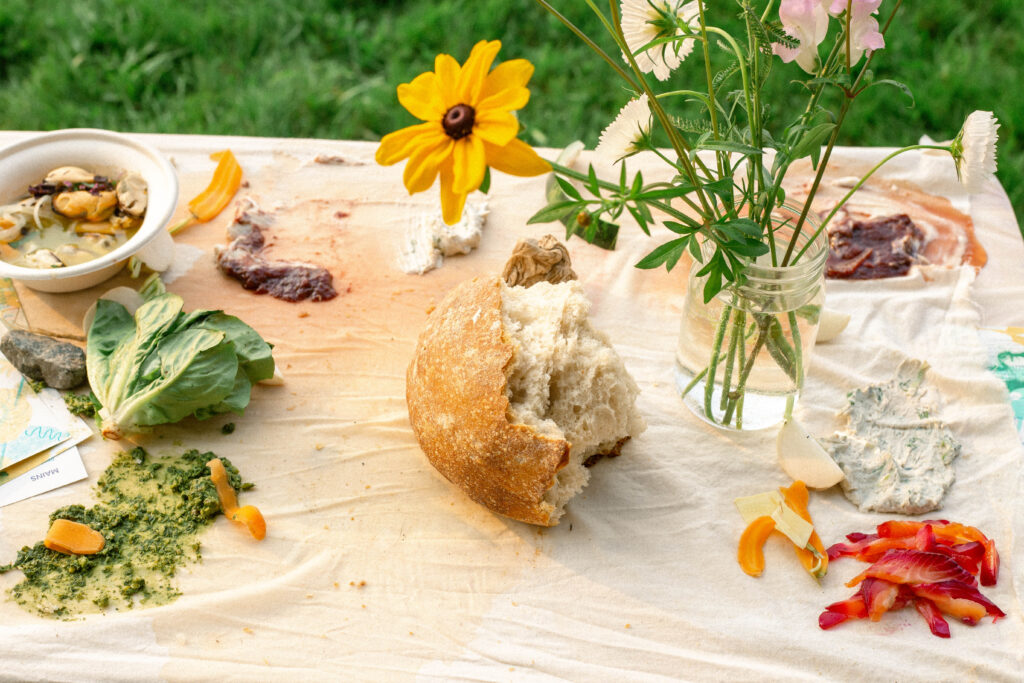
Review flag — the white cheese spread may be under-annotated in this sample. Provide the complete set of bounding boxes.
[398,199,488,274]
[824,360,961,514]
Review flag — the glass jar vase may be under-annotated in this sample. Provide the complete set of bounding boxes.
[674,206,828,430]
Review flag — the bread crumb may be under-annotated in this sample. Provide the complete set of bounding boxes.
[306,594,314,599]
[365,484,371,489]
[243,628,254,635]
[334,582,340,589]
[298,311,309,318]
[425,304,436,314]
[625,624,631,629]
[361,604,366,609]
[315,443,325,450]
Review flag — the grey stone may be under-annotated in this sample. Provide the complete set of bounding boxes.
[0,330,87,390]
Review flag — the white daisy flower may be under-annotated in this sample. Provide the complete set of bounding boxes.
[953,111,999,194]
[595,94,653,165]
[620,0,700,81]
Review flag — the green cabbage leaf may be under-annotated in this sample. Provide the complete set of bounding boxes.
[86,292,274,439]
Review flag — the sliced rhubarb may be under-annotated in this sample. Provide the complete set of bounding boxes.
[855,536,919,563]
[819,593,868,630]
[910,580,1005,625]
[877,520,984,546]
[938,541,985,576]
[827,534,883,561]
[913,598,951,638]
[914,524,937,552]
[861,578,902,622]
[876,520,927,538]
[830,528,941,564]
[980,539,1000,587]
[846,549,976,588]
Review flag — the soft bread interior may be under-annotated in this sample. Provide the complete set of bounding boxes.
[501,280,645,522]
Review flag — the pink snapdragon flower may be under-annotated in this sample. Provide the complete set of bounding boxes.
[773,0,831,73]
[829,0,886,65]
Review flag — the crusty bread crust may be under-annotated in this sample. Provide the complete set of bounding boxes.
[406,276,569,526]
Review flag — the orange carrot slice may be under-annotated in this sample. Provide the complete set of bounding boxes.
[44,519,105,555]
[738,515,777,577]
[207,457,266,540]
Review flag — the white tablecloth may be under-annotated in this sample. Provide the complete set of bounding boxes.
[0,133,1021,681]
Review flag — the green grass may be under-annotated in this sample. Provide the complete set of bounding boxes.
[0,1,1020,237]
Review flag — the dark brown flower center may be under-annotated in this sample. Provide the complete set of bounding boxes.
[442,104,475,140]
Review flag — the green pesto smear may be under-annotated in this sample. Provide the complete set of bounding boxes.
[0,447,250,619]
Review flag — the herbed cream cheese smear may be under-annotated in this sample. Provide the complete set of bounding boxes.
[825,360,961,514]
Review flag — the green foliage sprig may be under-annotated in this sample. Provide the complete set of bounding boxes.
[531,0,921,302]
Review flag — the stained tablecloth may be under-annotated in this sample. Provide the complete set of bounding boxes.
[0,133,1021,681]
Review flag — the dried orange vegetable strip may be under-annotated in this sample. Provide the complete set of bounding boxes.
[169,150,243,235]
[781,480,828,578]
[738,516,776,577]
[44,519,105,555]
[207,457,266,540]
[229,505,267,541]
[188,150,242,221]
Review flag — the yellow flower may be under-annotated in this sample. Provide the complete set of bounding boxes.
[375,40,551,224]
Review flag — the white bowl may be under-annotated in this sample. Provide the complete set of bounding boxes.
[0,128,178,292]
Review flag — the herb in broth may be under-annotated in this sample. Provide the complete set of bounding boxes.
[0,166,147,269]
[0,447,249,619]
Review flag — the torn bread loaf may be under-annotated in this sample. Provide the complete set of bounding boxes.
[406,276,645,526]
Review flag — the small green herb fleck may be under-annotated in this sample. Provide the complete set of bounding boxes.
[221,422,236,435]
[62,392,98,418]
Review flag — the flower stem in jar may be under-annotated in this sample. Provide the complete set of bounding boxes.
[704,307,732,424]
[719,308,744,412]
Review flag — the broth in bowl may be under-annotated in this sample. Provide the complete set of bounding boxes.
[0,165,147,269]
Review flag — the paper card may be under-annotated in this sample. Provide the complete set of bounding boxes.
[35,388,94,450]
[0,415,92,485]
[0,446,87,508]
[0,367,75,470]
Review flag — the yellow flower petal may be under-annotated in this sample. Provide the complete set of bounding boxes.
[434,53,461,109]
[483,138,551,177]
[479,59,534,105]
[457,40,501,106]
[397,72,446,122]
[376,122,443,166]
[477,86,530,114]
[403,135,453,194]
[451,136,486,194]
[439,157,467,225]
[472,110,519,147]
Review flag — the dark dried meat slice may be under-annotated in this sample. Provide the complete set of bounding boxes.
[826,214,923,280]
[216,210,337,303]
